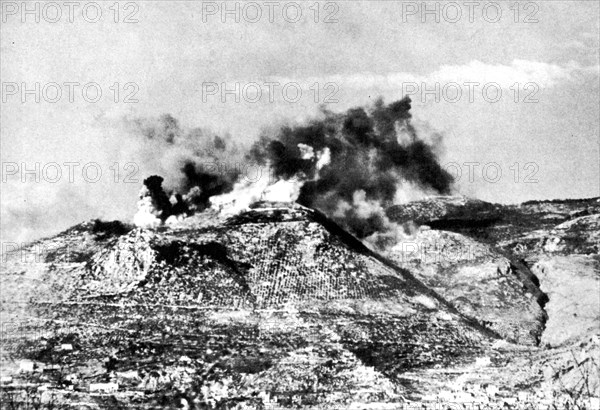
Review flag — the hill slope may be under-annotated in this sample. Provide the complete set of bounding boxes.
[1,199,598,409]
[1,204,492,409]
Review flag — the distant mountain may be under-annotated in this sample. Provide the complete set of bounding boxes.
[1,198,598,409]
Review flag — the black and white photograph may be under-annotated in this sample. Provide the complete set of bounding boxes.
[1,1,599,408]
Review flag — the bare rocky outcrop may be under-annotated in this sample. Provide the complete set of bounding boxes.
[386,195,502,229]
[530,255,600,347]
[385,228,546,345]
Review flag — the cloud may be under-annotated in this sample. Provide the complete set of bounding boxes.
[283,59,590,91]
[427,59,573,88]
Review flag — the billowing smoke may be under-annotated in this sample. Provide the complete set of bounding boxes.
[130,114,245,216]
[134,175,191,228]
[130,113,310,221]
[132,97,454,250]
[1,96,449,248]
[242,96,453,248]
[133,175,170,228]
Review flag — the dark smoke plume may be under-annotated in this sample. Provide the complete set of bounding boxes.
[143,175,173,216]
[133,114,245,211]
[246,96,453,240]
[134,175,177,227]
[132,98,453,247]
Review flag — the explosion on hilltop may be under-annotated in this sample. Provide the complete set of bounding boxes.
[244,96,453,245]
[132,96,454,247]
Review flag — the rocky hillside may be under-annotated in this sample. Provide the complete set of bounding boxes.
[387,196,599,347]
[1,198,598,409]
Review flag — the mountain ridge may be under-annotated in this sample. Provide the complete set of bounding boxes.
[1,196,598,409]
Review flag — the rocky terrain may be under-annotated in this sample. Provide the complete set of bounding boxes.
[1,197,599,409]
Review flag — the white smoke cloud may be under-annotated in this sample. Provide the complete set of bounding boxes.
[210,175,271,215]
[209,169,304,215]
[133,198,163,228]
[263,179,302,203]
[209,146,329,216]
[297,143,315,160]
[315,147,331,172]
[133,184,165,229]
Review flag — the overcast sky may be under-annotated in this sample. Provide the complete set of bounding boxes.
[1,1,599,242]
